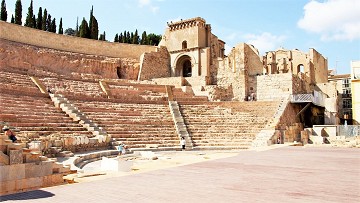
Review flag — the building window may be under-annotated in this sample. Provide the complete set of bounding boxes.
[343,99,352,109]
[182,41,187,49]
[342,78,350,88]
[342,89,351,98]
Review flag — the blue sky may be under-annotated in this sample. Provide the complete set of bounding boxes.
[5,0,360,74]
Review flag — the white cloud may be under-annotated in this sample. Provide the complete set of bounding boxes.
[138,0,150,7]
[138,0,160,14]
[244,32,287,54]
[298,0,360,41]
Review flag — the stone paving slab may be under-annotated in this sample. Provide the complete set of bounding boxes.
[1,146,359,203]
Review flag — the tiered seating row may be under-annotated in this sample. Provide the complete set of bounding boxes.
[39,77,107,98]
[179,101,279,149]
[0,92,92,137]
[71,100,179,149]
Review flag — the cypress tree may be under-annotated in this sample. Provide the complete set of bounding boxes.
[36,7,42,29]
[132,29,139,44]
[90,16,98,39]
[14,0,22,25]
[122,31,127,43]
[114,33,119,42]
[99,31,106,41]
[126,31,130,43]
[46,14,51,31]
[1,0,7,21]
[32,14,36,28]
[10,14,14,23]
[75,16,79,37]
[141,31,148,45]
[119,33,123,43]
[24,0,34,28]
[58,17,63,34]
[79,17,90,38]
[41,9,47,30]
[130,32,134,44]
[50,18,56,33]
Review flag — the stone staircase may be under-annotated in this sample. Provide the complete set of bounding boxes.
[168,101,193,149]
[49,93,109,144]
[251,98,289,148]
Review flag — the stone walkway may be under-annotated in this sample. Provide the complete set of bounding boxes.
[1,146,359,202]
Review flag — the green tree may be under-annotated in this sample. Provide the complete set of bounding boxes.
[89,16,98,39]
[1,0,7,21]
[41,8,47,30]
[14,0,22,25]
[122,31,127,43]
[132,29,139,44]
[141,31,148,45]
[24,0,34,28]
[147,33,162,45]
[118,33,123,43]
[64,27,75,36]
[50,18,56,33]
[114,33,118,42]
[126,31,130,43]
[32,14,36,28]
[79,17,90,38]
[10,14,14,23]
[58,17,63,34]
[36,7,42,29]
[46,14,51,31]
[99,31,106,41]
[130,32,134,44]
[75,16,79,36]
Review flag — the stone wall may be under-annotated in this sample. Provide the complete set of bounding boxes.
[250,73,293,101]
[138,46,171,80]
[310,48,328,84]
[0,21,156,59]
[0,135,70,195]
[0,39,140,80]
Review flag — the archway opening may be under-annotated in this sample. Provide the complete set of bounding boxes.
[182,41,187,49]
[183,60,192,77]
[297,64,304,73]
[116,66,122,79]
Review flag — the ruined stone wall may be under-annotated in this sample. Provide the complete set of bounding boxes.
[310,48,328,84]
[250,73,293,101]
[0,21,156,59]
[276,103,304,142]
[215,57,245,100]
[0,39,139,80]
[138,46,171,80]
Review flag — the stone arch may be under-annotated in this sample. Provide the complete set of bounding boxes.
[174,54,195,77]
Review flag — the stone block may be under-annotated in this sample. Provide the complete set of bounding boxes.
[0,145,7,153]
[0,179,15,195]
[43,174,64,187]
[25,176,43,189]
[24,152,41,163]
[9,149,23,165]
[24,162,53,179]
[0,164,25,182]
[0,151,9,165]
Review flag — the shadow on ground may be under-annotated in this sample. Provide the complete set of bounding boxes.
[0,190,54,202]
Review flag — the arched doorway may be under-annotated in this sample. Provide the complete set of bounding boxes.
[175,55,192,77]
[183,60,192,77]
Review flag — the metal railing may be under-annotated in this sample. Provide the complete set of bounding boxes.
[290,90,326,107]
